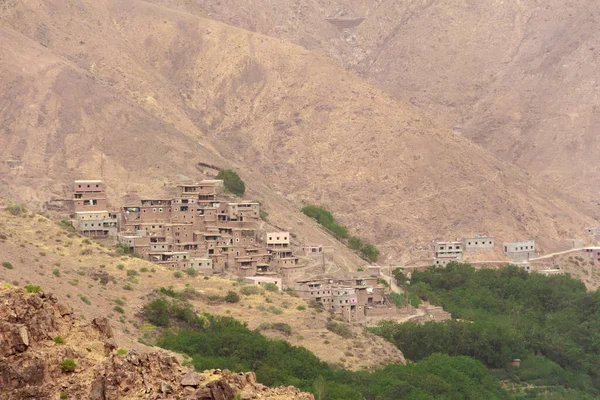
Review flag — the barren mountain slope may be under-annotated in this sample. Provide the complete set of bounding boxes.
[0,0,596,261]
[157,0,600,201]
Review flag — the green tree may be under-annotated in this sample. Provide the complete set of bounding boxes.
[348,237,362,250]
[217,169,245,196]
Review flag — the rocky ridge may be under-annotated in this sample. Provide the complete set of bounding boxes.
[0,287,313,400]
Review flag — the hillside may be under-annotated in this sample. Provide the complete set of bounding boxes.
[0,0,597,263]
[0,203,404,370]
[158,0,600,203]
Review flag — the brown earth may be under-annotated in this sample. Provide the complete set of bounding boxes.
[155,0,600,203]
[0,0,597,265]
[0,286,314,400]
[0,203,405,371]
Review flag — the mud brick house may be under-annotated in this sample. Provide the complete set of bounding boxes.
[295,272,389,322]
[71,180,118,238]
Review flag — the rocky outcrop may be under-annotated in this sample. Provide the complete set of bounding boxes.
[0,287,313,400]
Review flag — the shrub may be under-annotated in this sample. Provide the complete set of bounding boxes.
[270,307,283,315]
[348,236,362,250]
[117,348,127,355]
[79,295,91,305]
[113,298,125,306]
[2,261,13,269]
[185,267,198,277]
[360,244,380,262]
[116,264,125,270]
[216,169,245,196]
[113,305,125,314]
[53,269,60,277]
[24,285,42,293]
[7,202,25,216]
[59,358,76,372]
[225,291,240,303]
[173,271,183,278]
[296,305,306,311]
[256,322,292,335]
[240,285,262,295]
[54,336,65,344]
[263,282,279,292]
[126,269,139,277]
[60,391,68,399]
[301,204,349,239]
[122,284,133,291]
[59,218,76,232]
[326,321,353,338]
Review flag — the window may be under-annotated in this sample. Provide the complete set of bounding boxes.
[159,208,163,212]
[153,208,156,213]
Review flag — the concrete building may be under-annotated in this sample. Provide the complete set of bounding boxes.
[503,240,536,261]
[462,236,494,252]
[433,241,463,266]
[583,247,600,262]
[587,227,600,236]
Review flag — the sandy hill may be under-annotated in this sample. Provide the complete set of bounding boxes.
[0,203,404,370]
[158,0,600,205]
[0,0,597,263]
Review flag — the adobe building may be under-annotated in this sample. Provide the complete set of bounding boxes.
[462,236,494,252]
[116,179,308,283]
[71,180,118,238]
[433,241,463,266]
[295,272,388,323]
[583,247,600,263]
[503,240,536,262]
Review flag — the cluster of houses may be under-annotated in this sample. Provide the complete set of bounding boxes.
[433,236,537,266]
[69,179,393,323]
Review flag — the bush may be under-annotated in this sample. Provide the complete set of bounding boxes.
[117,348,127,355]
[240,285,262,296]
[185,267,198,277]
[326,321,353,338]
[348,237,362,250]
[126,269,139,277]
[113,298,125,306]
[296,305,306,311]
[360,244,380,262]
[79,295,91,305]
[140,267,149,273]
[59,218,76,232]
[301,204,349,239]
[216,169,245,196]
[116,264,125,270]
[59,358,76,372]
[115,243,131,255]
[173,271,183,278]
[122,284,133,291]
[7,202,25,216]
[2,261,13,269]
[113,305,125,314]
[263,282,279,292]
[225,291,240,303]
[256,322,292,336]
[60,391,68,399]
[270,307,283,315]
[54,336,65,344]
[53,269,60,277]
[24,285,42,293]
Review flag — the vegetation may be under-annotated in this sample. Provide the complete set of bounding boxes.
[359,244,379,263]
[301,204,379,261]
[78,295,91,305]
[146,296,506,399]
[113,305,125,314]
[224,291,240,303]
[173,271,183,278]
[263,282,278,292]
[115,243,132,255]
[117,348,128,355]
[7,202,26,216]
[372,263,600,397]
[54,336,65,345]
[24,285,42,293]
[216,169,245,196]
[59,218,76,232]
[240,285,262,296]
[255,322,292,336]
[2,261,13,269]
[59,358,76,373]
[185,267,198,277]
[53,269,60,277]
[325,321,353,339]
[301,205,349,239]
